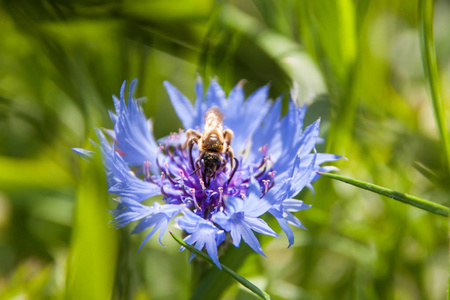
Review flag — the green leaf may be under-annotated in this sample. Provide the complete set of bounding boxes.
[318,172,449,217]
[170,232,273,300]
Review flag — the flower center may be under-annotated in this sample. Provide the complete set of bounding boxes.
[143,132,275,220]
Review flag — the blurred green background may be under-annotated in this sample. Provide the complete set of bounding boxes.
[1,0,449,299]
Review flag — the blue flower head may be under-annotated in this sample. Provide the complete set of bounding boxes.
[74,78,341,268]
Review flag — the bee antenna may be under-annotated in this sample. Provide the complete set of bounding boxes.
[189,158,203,176]
[189,166,201,176]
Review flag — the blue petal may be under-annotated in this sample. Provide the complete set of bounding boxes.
[225,80,245,116]
[113,81,159,173]
[314,153,344,165]
[286,153,317,199]
[94,129,161,201]
[178,210,225,268]
[248,97,282,163]
[177,208,203,232]
[112,93,121,116]
[223,195,244,215]
[164,81,197,129]
[137,219,168,252]
[184,224,224,269]
[231,218,266,256]
[123,203,183,250]
[205,79,227,110]
[132,212,165,234]
[283,199,312,212]
[110,197,153,229]
[211,210,230,231]
[268,199,311,247]
[72,148,94,162]
[297,119,321,157]
[243,177,273,217]
[280,101,300,146]
[279,219,295,247]
[269,105,309,178]
[224,85,271,153]
[243,217,278,237]
[269,208,295,247]
[213,196,276,257]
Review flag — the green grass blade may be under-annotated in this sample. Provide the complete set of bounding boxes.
[419,0,450,177]
[170,232,273,300]
[418,2,450,299]
[318,172,449,217]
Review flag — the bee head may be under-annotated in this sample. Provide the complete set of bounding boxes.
[200,152,223,178]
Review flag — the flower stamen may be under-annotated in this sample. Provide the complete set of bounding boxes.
[255,163,267,179]
[163,162,178,185]
[190,188,202,211]
[255,155,268,170]
[199,178,206,192]
[262,179,270,196]
[143,160,151,180]
[159,173,172,197]
[179,171,185,186]
[218,187,224,207]
[155,145,165,170]
[227,157,239,185]
[179,171,191,196]
[268,171,276,180]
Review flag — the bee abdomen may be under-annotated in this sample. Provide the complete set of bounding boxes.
[204,106,224,132]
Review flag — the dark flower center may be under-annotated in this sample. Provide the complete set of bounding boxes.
[141,132,275,220]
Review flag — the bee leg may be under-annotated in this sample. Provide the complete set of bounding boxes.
[223,129,234,169]
[196,158,202,177]
[223,129,234,145]
[186,129,202,170]
[184,129,202,149]
[227,157,239,185]
[188,142,195,171]
[217,155,227,173]
[226,145,235,170]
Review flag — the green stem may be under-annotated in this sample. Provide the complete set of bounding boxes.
[170,233,273,300]
[419,0,450,177]
[318,172,449,217]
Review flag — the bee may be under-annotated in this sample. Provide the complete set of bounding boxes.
[184,106,234,181]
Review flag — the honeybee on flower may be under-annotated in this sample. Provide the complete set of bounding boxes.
[184,106,235,185]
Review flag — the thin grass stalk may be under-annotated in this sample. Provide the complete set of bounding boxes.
[419,0,450,177]
[418,1,450,299]
[318,172,449,217]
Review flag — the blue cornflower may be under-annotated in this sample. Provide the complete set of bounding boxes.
[74,78,341,268]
